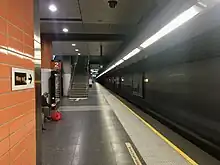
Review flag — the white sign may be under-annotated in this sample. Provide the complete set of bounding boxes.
[12,68,35,91]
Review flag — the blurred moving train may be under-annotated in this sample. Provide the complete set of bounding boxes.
[99,4,220,159]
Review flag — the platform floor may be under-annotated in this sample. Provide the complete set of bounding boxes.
[42,84,145,165]
[42,83,220,165]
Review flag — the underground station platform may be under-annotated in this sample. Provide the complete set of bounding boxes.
[42,83,220,165]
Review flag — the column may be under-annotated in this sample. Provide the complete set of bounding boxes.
[0,0,37,164]
[34,0,42,164]
[41,39,52,95]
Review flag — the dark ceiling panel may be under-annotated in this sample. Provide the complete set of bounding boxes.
[89,56,111,65]
[41,33,127,41]
[52,41,124,59]
[40,18,82,22]
[39,0,166,67]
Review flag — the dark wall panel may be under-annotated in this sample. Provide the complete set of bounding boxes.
[101,17,220,157]
[143,58,220,145]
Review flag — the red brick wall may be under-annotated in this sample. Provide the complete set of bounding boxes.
[0,0,36,164]
[41,39,52,69]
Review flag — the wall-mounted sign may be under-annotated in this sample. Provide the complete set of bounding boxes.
[12,68,35,91]
[51,61,61,70]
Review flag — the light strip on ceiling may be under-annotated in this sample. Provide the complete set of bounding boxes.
[123,48,141,60]
[97,5,202,78]
[140,5,201,48]
[97,64,115,78]
[97,60,123,78]
[108,64,116,71]
[115,59,124,66]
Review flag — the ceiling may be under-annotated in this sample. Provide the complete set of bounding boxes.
[39,0,162,66]
[52,41,122,57]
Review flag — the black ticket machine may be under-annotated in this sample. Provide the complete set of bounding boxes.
[49,61,62,109]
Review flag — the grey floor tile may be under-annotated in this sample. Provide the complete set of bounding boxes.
[53,151,74,165]
[115,152,134,164]
[116,163,135,165]
[111,143,128,153]
[42,84,140,165]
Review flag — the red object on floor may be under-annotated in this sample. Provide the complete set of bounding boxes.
[51,111,62,121]
[57,111,62,119]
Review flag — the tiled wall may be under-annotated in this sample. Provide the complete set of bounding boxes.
[0,0,36,164]
[41,39,52,69]
[41,39,52,95]
[41,69,51,95]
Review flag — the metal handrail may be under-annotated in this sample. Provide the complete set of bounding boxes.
[68,56,90,97]
[68,57,78,96]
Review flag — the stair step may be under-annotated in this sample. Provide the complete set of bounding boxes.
[72,85,88,87]
[73,83,88,84]
[69,92,88,95]
[69,92,88,94]
[69,67,89,96]
[70,91,88,93]
[72,87,87,88]
[70,93,88,94]
[70,95,88,97]
[70,96,88,98]
[69,90,88,93]
[72,87,88,89]
[73,83,87,84]
[69,95,88,98]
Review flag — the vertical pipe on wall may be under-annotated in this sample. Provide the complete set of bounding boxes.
[100,44,103,57]
[34,0,42,164]
[100,44,103,67]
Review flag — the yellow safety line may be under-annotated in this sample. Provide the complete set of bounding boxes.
[117,97,198,165]
[125,142,142,165]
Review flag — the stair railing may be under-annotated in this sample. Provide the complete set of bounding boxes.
[68,57,78,97]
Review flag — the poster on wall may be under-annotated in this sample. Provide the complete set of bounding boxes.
[12,68,35,91]
[132,74,143,97]
[51,61,62,71]
[123,75,132,87]
[116,77,120,88]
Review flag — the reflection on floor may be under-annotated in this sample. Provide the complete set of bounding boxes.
[42,84,145,165]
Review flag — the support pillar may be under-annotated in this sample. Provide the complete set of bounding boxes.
[0,0,38,164]
[34,0,42,164]
[41,39,52,95]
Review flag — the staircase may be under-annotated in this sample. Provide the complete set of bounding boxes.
[68,56,89,98]
[69,76,88,98]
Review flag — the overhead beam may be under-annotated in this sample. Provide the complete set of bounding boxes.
[90,56,111,64]
[40,18,82,22]
[52,55,111,63]
[41,33,126,41]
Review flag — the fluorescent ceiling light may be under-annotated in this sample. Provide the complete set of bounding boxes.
[197,1,207,8]
[123,48,141,60]
[97,64,116,78]
[72,44,76,46]
[97,5,202,79]
[140,5,201,48]
[115,59,124,66]
[109,64,116,70]
[91,69,98,72]
[49,4,57,12]
[63,28,68,33]
[75,49,79,52]
[144,78,149,83]
[78,53,81,55]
